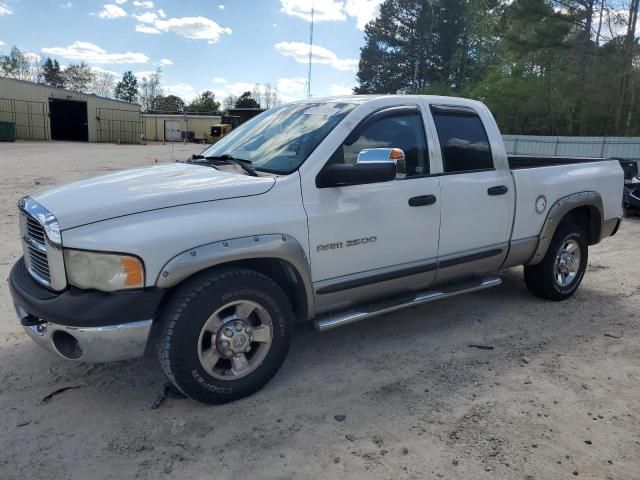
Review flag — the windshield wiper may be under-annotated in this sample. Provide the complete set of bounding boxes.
[190,154,258,177]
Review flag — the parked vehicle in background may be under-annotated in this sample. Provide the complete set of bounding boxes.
[623,175,640,215]
[618,158,640,215]
[9,95,624,405]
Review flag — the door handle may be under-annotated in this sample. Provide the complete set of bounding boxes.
[409,195,437,207]
[488,185,508,196]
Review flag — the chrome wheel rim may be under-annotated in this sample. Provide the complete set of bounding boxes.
[554,239,581,287]
[197,300,273,380]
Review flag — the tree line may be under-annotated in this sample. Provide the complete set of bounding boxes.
[0,46,279,113]
[356,0,640,136]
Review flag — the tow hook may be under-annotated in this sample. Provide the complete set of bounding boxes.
[15,305,44,327]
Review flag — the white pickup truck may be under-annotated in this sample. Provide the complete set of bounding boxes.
[10,95,623,404]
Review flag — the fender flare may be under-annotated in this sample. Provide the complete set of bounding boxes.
[155,234,314,319]
[527,191,603,266]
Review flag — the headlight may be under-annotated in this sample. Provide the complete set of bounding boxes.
[63,249,144,292]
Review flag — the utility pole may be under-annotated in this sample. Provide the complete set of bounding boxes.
[307,0,315,98]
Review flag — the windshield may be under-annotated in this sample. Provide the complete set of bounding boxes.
[202,101,356,174]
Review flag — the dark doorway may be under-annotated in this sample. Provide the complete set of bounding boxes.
[49,99,88,141]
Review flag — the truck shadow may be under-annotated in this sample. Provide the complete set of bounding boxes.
[0,268,635,411]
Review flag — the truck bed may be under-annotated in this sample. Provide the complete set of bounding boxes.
[508,155,610,170]
[509,157,623,243]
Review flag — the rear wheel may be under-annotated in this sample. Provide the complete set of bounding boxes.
[158,268,294,404]
[524,222,588,301]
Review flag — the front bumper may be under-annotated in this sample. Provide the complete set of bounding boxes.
[9,257,165,363]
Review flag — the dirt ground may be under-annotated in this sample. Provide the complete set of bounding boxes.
[0,141,638,480]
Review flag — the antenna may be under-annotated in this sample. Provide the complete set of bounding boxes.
[307,0,315,98]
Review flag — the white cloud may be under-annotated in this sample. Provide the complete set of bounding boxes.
[207,82,259,101]
[24,52,42,62]
[135,24,160,33]
[209,80,307,103]
[225,82,256,95]
[61,2,73,8]
[276,77,306,94]
[280,0,346,22]
[0,40,5,47]
[159,58,173,65]
[276,77,307,101]
[279,0,381,30]
[218,4,224,10]
[92,65,119,76]
[134,70,156,78]
[328,83,354,96]
[133,13,231,43]
[275,41,357,71]
[42,41,149,64]
[157,8,166,18]
[0,2,13,15]
[133,0,154,7]
[213,77,227,83]
[165,83,197,102]
[133,11,157,23]
[344,0,382,30]
[97,4,127,19]
[151,16,232,43]
[115,0,126,3]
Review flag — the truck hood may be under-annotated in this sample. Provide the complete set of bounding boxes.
[32,163,276,230]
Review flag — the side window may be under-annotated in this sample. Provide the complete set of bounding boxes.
[330,112,429,177]
[431,109,493,173]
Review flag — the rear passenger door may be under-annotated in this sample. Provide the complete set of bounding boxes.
[427,104,514,280]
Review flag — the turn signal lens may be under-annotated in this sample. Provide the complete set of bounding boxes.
[120,256,144,287]
[389,148,405,160]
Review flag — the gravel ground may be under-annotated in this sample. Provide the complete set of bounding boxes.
[0,141,638,480]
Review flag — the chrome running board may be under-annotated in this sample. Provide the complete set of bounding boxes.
[313,276,502,332]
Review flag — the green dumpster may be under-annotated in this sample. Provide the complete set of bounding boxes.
[0,121,16,142]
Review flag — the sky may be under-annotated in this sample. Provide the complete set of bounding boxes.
[0,0,384,102]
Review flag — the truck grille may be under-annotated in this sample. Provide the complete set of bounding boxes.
[25,214,47,244]
[23,217,51,283]
[18,197,66,291]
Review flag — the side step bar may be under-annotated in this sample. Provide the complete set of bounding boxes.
[313,276,502,332]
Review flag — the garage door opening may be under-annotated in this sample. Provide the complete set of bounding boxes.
[49,99,88,142]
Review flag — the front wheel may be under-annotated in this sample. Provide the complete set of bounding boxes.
[524,223,588,301]
[157,268,294,404]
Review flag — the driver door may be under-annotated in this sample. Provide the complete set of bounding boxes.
[300,105,442,313]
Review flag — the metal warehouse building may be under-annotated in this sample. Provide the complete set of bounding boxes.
[0,77,142,143]
[143,114,222,142]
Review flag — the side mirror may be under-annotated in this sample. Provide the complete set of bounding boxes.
[316,152,401,189]
[357,147,406,178]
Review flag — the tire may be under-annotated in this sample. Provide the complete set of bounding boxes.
[524,222,588,301]
[157,267,294,404]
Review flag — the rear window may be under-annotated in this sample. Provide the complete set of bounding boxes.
[431,108,493,173]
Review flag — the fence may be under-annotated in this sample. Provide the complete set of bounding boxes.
[0,97,48,140]
[503,135,640,159]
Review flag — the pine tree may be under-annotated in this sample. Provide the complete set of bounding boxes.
[234,91,260,108]
[42,58,65,88]
[355,0,500,94]
[114,71,139,103]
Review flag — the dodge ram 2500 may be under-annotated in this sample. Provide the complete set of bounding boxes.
[9,95,623,404]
